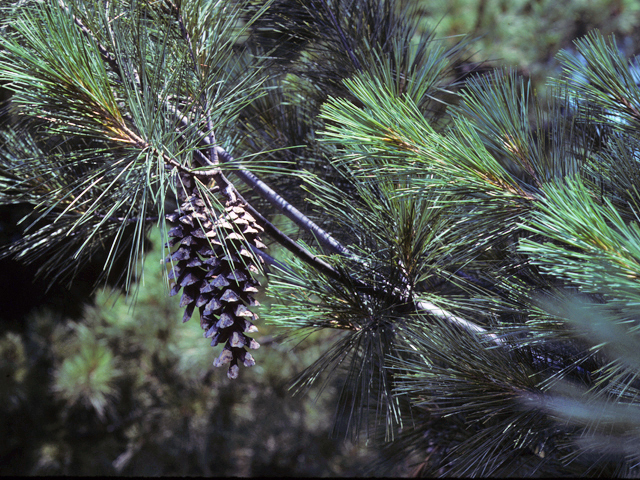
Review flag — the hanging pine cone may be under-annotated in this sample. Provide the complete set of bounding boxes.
[165,187,266,379]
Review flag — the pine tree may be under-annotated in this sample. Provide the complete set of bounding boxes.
[1,0,640,476]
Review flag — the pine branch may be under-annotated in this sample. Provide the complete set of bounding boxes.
[169,103,354,259]
[2,0,504,350]
[215,146,356,257]
[57,0,142,90]
[416,299,502,343]
[49,1,489,320]
[168,107,503,342]
[173,121,503,342]
[45,0,345,288]
[167,0,219,164]
[189,141,505,347]
[4,0,640,473]
[317,0,361,71]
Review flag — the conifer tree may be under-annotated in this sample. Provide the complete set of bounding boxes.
[1,0,640,476]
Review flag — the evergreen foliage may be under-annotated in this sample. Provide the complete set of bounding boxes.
[0,236,378,475]
[2,0,640,476]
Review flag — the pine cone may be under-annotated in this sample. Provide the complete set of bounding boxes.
[165,189,265,379]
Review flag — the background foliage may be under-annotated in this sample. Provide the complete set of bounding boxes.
[408,0,640,98]
[0,230,383,476]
